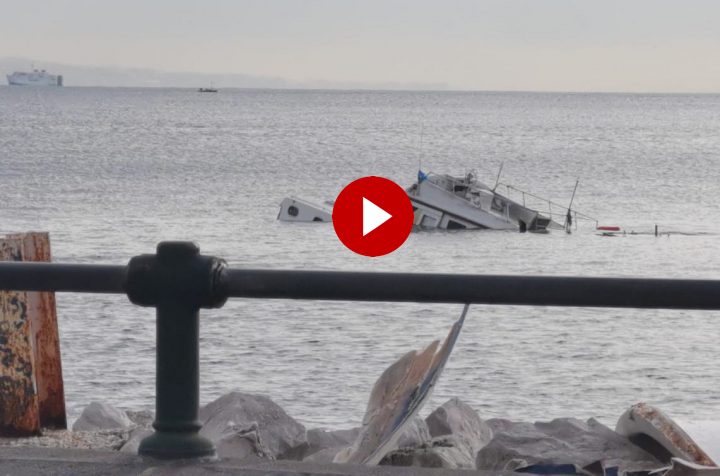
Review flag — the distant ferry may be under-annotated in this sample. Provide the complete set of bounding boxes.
[7,69,63,86]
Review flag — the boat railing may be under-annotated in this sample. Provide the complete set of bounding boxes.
[498,182,599,228]
[5,241,715,458]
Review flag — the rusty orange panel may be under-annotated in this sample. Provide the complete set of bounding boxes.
[0,237,41,436]
[8,232,67,430]
[629,402,715,467]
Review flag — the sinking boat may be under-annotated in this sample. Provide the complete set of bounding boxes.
[277,196,332,222]
[407,170,580,233]
[277,169,595,232]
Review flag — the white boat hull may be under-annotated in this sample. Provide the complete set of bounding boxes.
[277,197,332,222]
[408,175,554,232]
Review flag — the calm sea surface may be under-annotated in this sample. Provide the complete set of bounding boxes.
[1,87,720,429]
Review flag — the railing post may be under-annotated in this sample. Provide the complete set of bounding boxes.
[124,241,227,458]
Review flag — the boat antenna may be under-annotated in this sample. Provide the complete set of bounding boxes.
[564,179,580,233]
[417,124,425,184]
[418,124,425,171]
[492,162,504,191]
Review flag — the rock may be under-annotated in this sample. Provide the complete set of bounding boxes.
[304,446,346,463]
[72,402,134,431]
[119,428,153,454]
[484,418,517,435]
[380,435,477,469]
[119,417,270,458]
[374,418,435,467]
[199,392,308,460]
[476,417,662,474]
[396,418,431,449]
[380,404,492,469]
[375,399,494,469]
[379,398,494,468]
[425,398,492,456]
[214,421,273,460]
[304,419,428,464]
[125,410,154,428]
[306,427,360,458]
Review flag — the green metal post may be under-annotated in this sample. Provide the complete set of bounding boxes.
[124,241,227,459]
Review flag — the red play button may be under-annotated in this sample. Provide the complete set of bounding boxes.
[332,176,414,257]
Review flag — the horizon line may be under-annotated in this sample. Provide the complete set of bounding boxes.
[2,83,720,95]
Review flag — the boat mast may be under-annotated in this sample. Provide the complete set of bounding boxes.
[564,179,580,233]
[417,125,425,184]
[492,162,504,191]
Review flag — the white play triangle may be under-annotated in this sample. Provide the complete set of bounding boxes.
[363,197,392,236]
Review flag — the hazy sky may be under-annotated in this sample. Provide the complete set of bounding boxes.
[2,0,719,92]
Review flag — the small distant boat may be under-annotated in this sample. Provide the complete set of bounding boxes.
[197,87,218,93]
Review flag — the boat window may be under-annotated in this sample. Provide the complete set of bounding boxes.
[447,220,466,230]
[288,205,299,217]
[491,197,506,213]
[421,216,437,227]
[312,217,324,222]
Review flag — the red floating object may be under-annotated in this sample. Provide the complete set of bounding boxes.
[597,225,621,232]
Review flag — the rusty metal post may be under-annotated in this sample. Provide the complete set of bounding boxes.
[0,239,39,435]
[125,242,227,458]
[11,233,66,429]
[0,232,66,436]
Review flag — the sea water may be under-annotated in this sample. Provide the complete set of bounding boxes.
[1,87,719,428]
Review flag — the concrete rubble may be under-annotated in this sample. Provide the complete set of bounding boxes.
[2,393,714,475]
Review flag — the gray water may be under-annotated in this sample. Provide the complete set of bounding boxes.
[1,87,720,429]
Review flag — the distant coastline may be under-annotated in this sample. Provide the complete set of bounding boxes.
[0,57,447,91]
[3,58,719,94]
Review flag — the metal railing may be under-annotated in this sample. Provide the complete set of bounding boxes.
[1,241,719,458]
[499,183,599,227]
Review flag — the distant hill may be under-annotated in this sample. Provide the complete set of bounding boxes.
[0,57,447,90]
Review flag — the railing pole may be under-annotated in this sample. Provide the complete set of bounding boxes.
[222,269,720,310]
[124,241,227,459]
[138,300,212,458]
